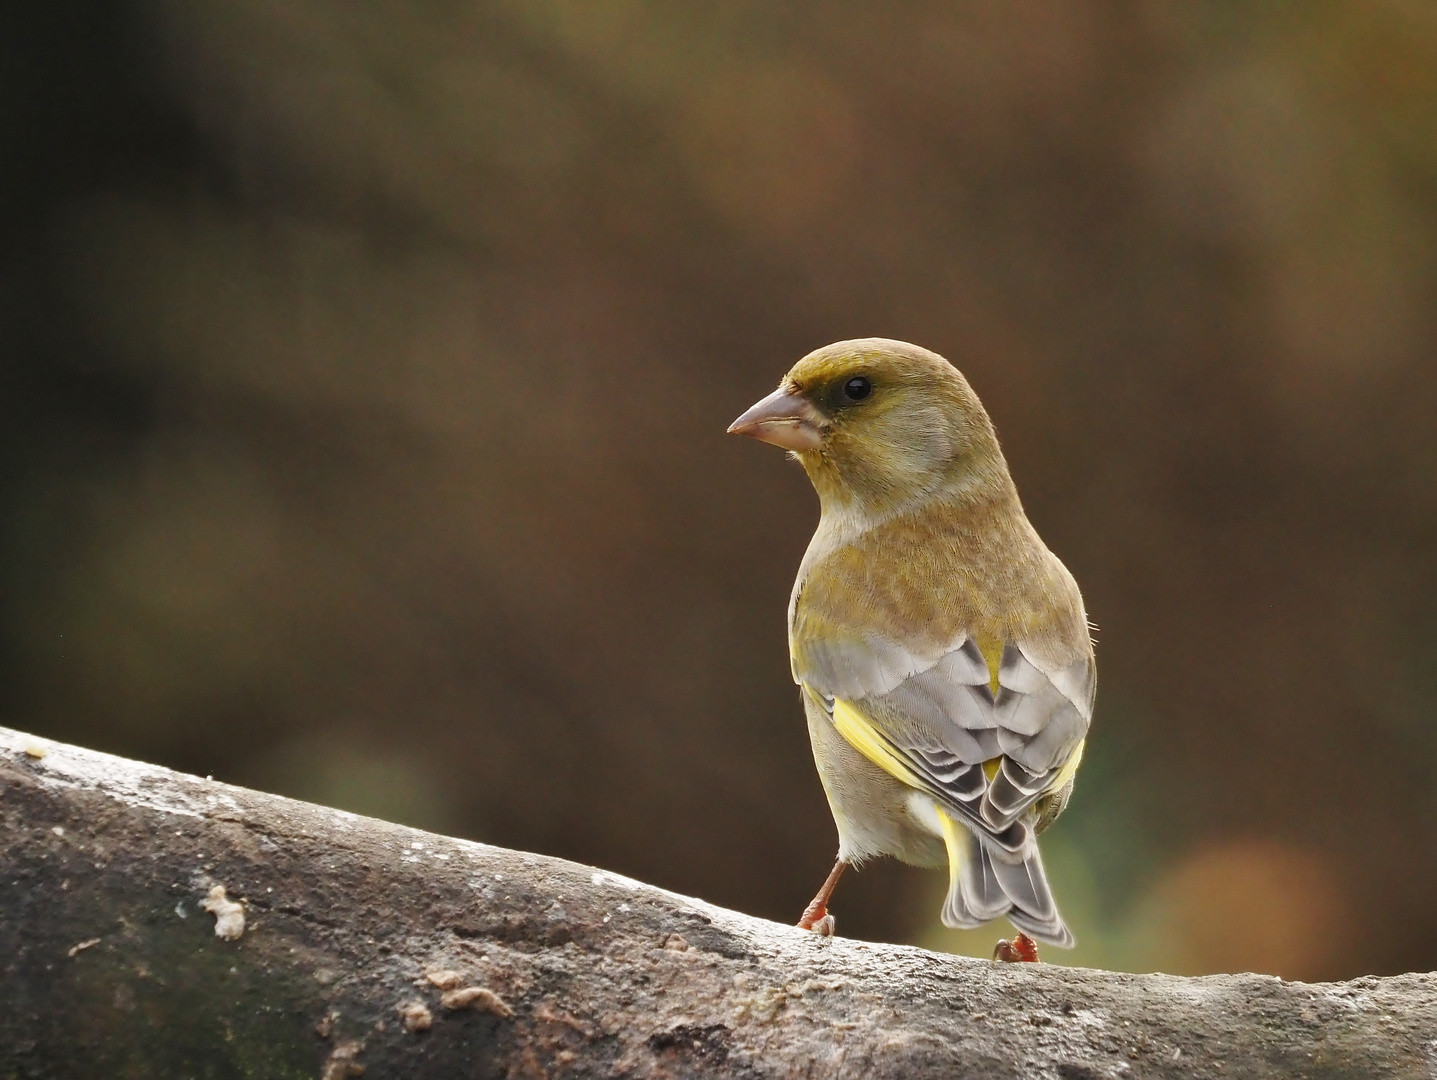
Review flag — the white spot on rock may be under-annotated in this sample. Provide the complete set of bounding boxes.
[199,884,245,940]
[320,1040,365,1080]
[591,870,644,891]
[425,969,465,990]
[399,1001,433,1032]
[440,986,513,1017]
[67,938,101,958]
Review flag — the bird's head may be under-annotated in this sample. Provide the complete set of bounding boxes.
[728,338,1013,516]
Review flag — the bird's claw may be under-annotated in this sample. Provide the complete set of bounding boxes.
[992,932,1040,963]
[797,902,835,936]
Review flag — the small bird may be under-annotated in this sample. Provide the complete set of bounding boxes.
[728,339,1094,958]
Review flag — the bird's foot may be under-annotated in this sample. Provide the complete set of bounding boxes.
[796,858,846,935]
[992,932,1040,963]
[797,900,835,936]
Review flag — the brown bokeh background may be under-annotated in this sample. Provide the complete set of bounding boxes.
[5,2,1437,981]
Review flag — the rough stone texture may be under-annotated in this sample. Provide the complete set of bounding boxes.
[0,726,1430,1079]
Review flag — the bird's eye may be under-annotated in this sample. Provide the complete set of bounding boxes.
[842,376,872,401]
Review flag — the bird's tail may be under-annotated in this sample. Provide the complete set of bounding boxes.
[935,808,1074,948]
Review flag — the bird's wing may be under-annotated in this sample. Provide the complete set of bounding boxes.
[793,631,1093,852]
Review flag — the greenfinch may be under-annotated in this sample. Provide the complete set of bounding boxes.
[729,338,1094,954]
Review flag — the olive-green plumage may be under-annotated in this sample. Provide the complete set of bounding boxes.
[730,338,1095,946]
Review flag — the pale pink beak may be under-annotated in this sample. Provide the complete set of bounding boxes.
[727,386,826,451]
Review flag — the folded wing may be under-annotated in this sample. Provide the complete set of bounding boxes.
[793,631,1094,850]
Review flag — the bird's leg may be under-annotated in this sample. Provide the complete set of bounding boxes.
[797,858,847,935]
[992,931,1040,963]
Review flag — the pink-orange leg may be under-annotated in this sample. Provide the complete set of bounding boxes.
[992,931,1040,963]
[797,859,847,935]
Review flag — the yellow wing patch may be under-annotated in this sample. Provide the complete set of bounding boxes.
[935,804,969,901]
[1048,737,1085,793]
[830,698,924,789]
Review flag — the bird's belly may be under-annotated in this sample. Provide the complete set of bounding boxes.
[802,692,946,868]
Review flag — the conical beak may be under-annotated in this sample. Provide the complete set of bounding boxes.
[727,386,825,451]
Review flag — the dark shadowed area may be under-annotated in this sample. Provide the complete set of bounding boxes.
[4,1,1436,980]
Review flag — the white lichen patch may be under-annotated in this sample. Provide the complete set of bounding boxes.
[67,937,101,957]
[591,870,644,891]
[440,986,514,1017]
[199,884,245,940]
[320,1040,365,1080]
[792,976,851,996]
[730,972,790,1023]
[398,1001,433,1032]
[424,969,465,990]
[1315,983,1376,1012]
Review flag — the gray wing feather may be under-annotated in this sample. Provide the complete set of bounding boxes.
[933,637,992,686]
[989,845,1057,921]
[996,699,1086,775]
[797,628,1092,844]
[797,633,959,700]
[940,829,1075,947]
[1043,652,1096,717]
[983,758,1056,827]
[880,682,1000,760]
[913,748,986,801]
[997,644,1050,695]
[994,679,1073,736]
[1002,837,1076,948]
[959,843,1011,923]
[1009,908,1075,949]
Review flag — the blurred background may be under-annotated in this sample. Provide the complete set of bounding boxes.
[4,1,1437,982]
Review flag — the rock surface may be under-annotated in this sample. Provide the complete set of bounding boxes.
[0,726,1430,1078]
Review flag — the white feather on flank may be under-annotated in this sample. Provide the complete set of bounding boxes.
[906,789,948,839]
